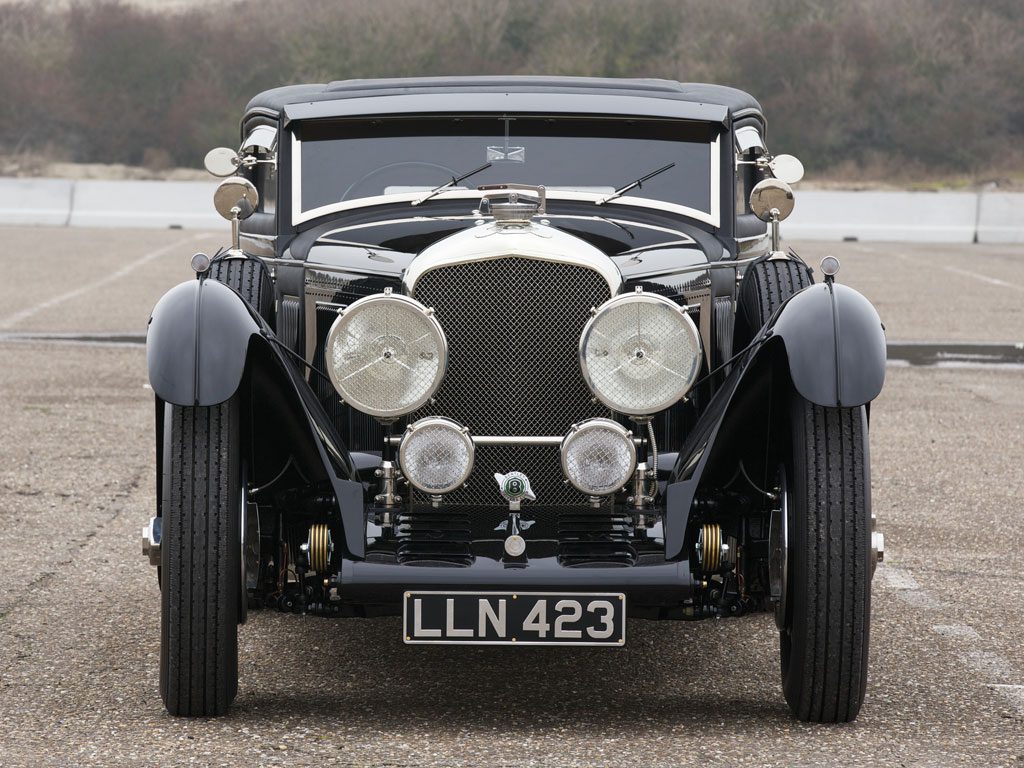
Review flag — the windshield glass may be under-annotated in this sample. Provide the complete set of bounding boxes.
[293,116,719,222]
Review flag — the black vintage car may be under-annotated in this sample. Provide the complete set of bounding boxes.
[144,77,886,721]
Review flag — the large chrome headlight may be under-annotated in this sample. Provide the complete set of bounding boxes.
[399,417,474,495]
[579,291,701,416]
[325,292,446,419]
[560,418,636,496]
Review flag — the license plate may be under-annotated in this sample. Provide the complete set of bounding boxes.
[403,591,626,646]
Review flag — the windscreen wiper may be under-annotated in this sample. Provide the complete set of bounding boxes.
[411,162,492,206]
[595,162,676,205]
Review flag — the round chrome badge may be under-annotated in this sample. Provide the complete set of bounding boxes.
[504,534,527,558]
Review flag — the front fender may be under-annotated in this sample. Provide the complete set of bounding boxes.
[771,282,886,408]
[662,281,885,560]
[147,278,261,406]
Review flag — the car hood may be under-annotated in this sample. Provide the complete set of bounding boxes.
[304,215,715,291]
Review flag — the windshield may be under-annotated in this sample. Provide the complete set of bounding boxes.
[292,116,720,224]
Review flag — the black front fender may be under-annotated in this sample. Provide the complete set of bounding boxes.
[147,279,365,557]
[771,282,886,408]
[147,278,261,406]
[662,281,885,560]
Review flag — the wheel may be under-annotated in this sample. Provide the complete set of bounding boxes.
[209,257,274,325]
[159,398,241,717]
[734,257,813,350]
[779,394,872,722]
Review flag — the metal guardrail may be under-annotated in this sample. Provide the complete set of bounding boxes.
[0,178,220,230]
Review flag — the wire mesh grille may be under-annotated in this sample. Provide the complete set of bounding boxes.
[413,257,611,505]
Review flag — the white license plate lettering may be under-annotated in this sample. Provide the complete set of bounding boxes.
[586,599,615,639]
[522,600,550,638]
[553,600,582,639]
[404,592,625,645]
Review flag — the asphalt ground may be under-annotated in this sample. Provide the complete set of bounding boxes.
[0,226,1022,766]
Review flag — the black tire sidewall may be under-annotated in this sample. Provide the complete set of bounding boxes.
[781,396,811,704]
[781,395,872,721]
[158,397,242,716]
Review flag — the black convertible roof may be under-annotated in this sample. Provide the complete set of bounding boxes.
[244,76,764,129]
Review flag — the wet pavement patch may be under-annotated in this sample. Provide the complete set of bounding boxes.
[886,341,1024,368]
[0,331,146,346]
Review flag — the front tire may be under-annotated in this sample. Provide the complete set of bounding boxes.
[735,258,813,350]
[159,399,241,717]
[781,395,872,722]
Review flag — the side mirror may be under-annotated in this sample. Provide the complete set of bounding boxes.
[213,177,259,221]
[213,177,259,258]
[204,147,241,177]
[767,154,804,184]
[749,178,795,253]
[749,178,795,223]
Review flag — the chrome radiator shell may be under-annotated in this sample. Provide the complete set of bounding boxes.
[409,223,618,506]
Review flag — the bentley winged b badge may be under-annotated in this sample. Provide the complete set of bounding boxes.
[495,471,535,510]
[495,471,535,558]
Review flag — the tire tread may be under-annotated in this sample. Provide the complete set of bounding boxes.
[209,258,273,323]
[786,399,870,722]
[736,259,813,349]
[160,402,238,717]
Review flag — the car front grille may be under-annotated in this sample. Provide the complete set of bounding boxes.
[412,257,612,506]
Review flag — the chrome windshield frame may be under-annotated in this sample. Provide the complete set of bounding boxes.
[290,131,721,228]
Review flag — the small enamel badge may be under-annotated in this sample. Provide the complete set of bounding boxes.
[494,471,536,509]
[495,471,535,558]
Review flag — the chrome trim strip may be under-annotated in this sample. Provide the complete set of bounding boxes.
[317,214,694,241]
[615,238,697,257]
[709,133,721,227]
[386,434,644,447]
[296,189,717,227]
[291,131,302,226]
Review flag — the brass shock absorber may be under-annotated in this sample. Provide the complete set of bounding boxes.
[307,523,333,575]
[696,523,736,575]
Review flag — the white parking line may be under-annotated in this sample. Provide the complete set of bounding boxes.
[888,567,1024,716]
[0,233,209,329]
[942,264,1023,292]
[988,685,1024,712]
[876,565,920,590]
[932,624,980,640]
[965,650,1018,680]
[878,565,946,609]
[931,624,1024,716]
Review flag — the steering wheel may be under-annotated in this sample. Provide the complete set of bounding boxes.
[341,161,461,201]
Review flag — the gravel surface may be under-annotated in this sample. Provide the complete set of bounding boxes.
[0,228,1022,766]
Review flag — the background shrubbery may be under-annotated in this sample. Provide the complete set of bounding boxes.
[0,0,1021,179]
